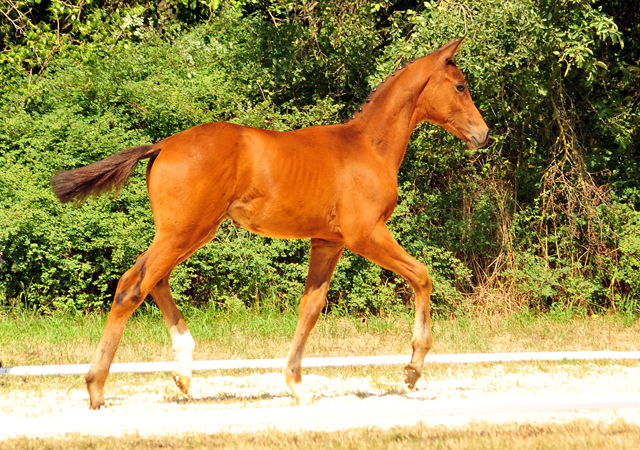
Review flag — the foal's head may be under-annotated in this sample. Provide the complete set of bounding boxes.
[415,37,489,150]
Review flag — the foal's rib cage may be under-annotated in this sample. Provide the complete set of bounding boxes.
[51,37,489,409]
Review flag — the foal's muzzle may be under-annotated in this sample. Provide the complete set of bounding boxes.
[468,128,490,150]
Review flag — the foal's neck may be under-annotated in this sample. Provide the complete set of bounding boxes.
[346,57,435,171]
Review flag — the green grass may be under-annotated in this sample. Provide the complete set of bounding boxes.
[1,304,639,367]
[1,419,638,449]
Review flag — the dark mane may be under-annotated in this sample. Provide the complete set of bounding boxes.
[344,61,413,124]
[343,38,463,124]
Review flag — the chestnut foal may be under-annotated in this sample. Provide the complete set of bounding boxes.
[52,37,488,409]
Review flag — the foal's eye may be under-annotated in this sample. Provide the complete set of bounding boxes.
[455,84,466,93]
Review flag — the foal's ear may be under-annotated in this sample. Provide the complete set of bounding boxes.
[438,36,465,62]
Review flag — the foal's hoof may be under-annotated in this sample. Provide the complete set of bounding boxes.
[295,392,314,406]
[288,382,314,406]
[86,379,106,410]
[89,398,106,410]
[403,365,421,390]
[173,373,191,395]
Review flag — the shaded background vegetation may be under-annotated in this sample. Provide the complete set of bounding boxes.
[0,0,638,319]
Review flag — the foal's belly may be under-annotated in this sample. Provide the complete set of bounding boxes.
[225,199,343,241]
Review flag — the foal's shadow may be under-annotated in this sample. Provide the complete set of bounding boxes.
[350,388,408,399]
[165,387,414,405]
[167,393,287,405]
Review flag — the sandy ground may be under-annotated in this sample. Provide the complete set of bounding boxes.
[2,362,640,436]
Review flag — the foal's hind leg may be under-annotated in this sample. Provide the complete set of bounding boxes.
[150,276,194,395]
[85,238,197,409]
[284,238,344,405]
[148,219,225,396]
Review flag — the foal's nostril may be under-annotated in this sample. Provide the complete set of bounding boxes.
[481,128,489,146]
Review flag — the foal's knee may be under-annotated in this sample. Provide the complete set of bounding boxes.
[412,265,432,297]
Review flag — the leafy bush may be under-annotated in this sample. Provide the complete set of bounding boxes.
[375,0,639,315]
[0,5,393,313]
[1,1,639,320]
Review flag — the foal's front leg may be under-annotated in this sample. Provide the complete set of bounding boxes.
[347,224,433,389]
[284,238,344,405]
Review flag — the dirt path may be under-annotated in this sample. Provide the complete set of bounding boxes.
[2,361,640,437]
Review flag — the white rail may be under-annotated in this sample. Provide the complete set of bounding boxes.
[2,351,639,376]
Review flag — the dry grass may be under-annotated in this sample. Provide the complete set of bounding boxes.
[2,310,639,448]
[1,419,638,449]
[1,308,638,368]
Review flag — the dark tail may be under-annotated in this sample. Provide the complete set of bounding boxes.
[51,144,160,204]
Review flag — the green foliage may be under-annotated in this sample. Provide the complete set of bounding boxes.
[375,0,639,315]
[0,4,394,313]
[1,0,639,319]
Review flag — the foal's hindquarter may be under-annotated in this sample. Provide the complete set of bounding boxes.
[63,37,489,409]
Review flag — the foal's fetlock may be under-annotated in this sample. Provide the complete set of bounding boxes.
[403,365,421,390]
[170,328,194,396]
[173,373,191,395]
